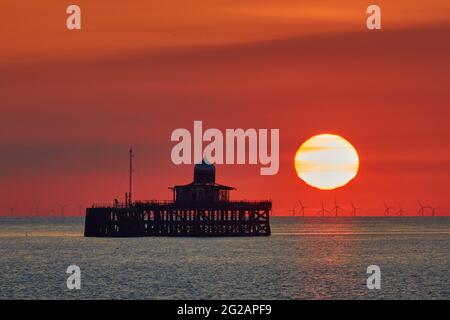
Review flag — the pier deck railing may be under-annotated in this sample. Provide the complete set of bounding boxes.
[92,199,272,209]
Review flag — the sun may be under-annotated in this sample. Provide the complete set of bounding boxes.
[294,134,359,190]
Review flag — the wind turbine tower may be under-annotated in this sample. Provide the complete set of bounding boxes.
[59,204,68,217]
[417,200,431,216]
[350,203,361,216]
[431,206,439,217]
[383,202,394,216]
[331,198,342,217]
[317,201,328,217]
[297,201,308,217]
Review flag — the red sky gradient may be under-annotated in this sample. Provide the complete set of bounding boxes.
[1,1,450,216]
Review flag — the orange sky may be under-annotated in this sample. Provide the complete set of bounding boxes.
[1,1,450,216]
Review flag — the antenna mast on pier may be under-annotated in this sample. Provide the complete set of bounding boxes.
[129,148,133,206]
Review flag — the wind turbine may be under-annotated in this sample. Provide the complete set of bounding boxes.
[330,198,342,217]
[383,202,394,216]
[290,203,297,216]
[397,203,407,216]
[350,202,361,216]
[297,201,308,217]
[317,201,328,217]
[59,204,67,217]
[431,206,439,217]
[417,200,430,216]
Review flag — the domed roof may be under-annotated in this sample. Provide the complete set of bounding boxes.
[193,160,215,184]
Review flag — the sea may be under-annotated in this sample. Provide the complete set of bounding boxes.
[0,217,449,300]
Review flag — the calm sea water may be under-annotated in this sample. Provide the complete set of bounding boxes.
[0,217,449,300]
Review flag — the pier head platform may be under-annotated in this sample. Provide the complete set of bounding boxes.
[85,161,271,237]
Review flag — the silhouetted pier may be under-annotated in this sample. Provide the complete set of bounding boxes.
[85,159,271,237]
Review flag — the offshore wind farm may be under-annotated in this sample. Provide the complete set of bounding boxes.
[1,153,448,299]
